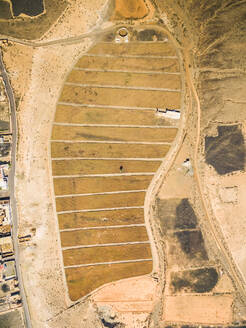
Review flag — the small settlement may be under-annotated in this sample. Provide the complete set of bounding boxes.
[0,76,22,312]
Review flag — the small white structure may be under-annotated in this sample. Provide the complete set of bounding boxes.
[182,159,194,176]
[156,109,181,120]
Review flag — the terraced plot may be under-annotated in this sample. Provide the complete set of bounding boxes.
[51,27,182,301]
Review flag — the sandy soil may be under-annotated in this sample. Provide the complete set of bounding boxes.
[2,42,34,107]
[205,164,246,285]
[164,295,233,324]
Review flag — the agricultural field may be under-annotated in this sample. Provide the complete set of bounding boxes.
[61,226,149,247]
[63,243,152,266]
[65,261,153,301]
[54,105,176,125]
[54,175,153,195]
[51,142,171,159]
[52,159,161,176]
[51,28,182,301]
[58,208,145,229]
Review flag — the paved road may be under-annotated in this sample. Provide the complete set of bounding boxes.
[0,48,32,328]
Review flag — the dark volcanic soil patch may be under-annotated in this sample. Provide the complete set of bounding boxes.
[174,230,208,260]
[10,0,44,17]
[156,198,197,231]
[136,29,167,41]
[171,267,218,293]
[175,198,198,229]
[205,125,245,175]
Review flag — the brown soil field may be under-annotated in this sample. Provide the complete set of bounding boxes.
[58,208,144,229]
[0,0,67,39]
[67,71,181,90]
[52,159,161,176]
[75,56,179,73]
[59,85,180,109]
[164,295,233,324]
[113,0,148,19]
[65,261,153,300]
[60,226,149,247]
[54,175,153,195]
[56,191,145,212]
[63,243,152,266]
[55,105,174,126]
[87,42,176,56]
[51,142,170,158]
[52,125,178,142]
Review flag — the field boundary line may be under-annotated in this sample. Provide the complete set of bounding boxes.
[60,223,146,232]
[73,67,181,75]
[55,189,147,198]
[51,157,163,161]
[58,101,181,111]
[53,173,155,178]
[62,241,150,250]
[53,122,178,128]
[64,258,152,268]
[64,82,180,92]
[51,140,173,145]
[57,206,144,214]
[85,54,178,59]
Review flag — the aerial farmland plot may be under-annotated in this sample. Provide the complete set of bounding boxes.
[50,27,181,301]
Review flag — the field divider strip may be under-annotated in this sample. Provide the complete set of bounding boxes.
[51,157,163,161]
[60,223,146,232]
[51,157,164,161]
[51,140,173,145]
[62,241,150,250]
[57,206,144,214]
[85,54,178,59]
[64,82,180,92]
[53,173,155,178]
[55,189,147,198]
[53,122,177,128]
[64,258,152,269]
[99,41,169,44]
[73,67,181,75]
[58,101,181,111]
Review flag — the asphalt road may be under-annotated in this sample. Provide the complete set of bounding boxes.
[0,48,32,328]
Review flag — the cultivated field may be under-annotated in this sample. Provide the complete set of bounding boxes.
[51,29,181,300]
[61,226,149,247]
[58,208,145,229]
[51,142,171,158]
[63,243,152,266]
[52,159,161,176]
[65,261,153,301]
